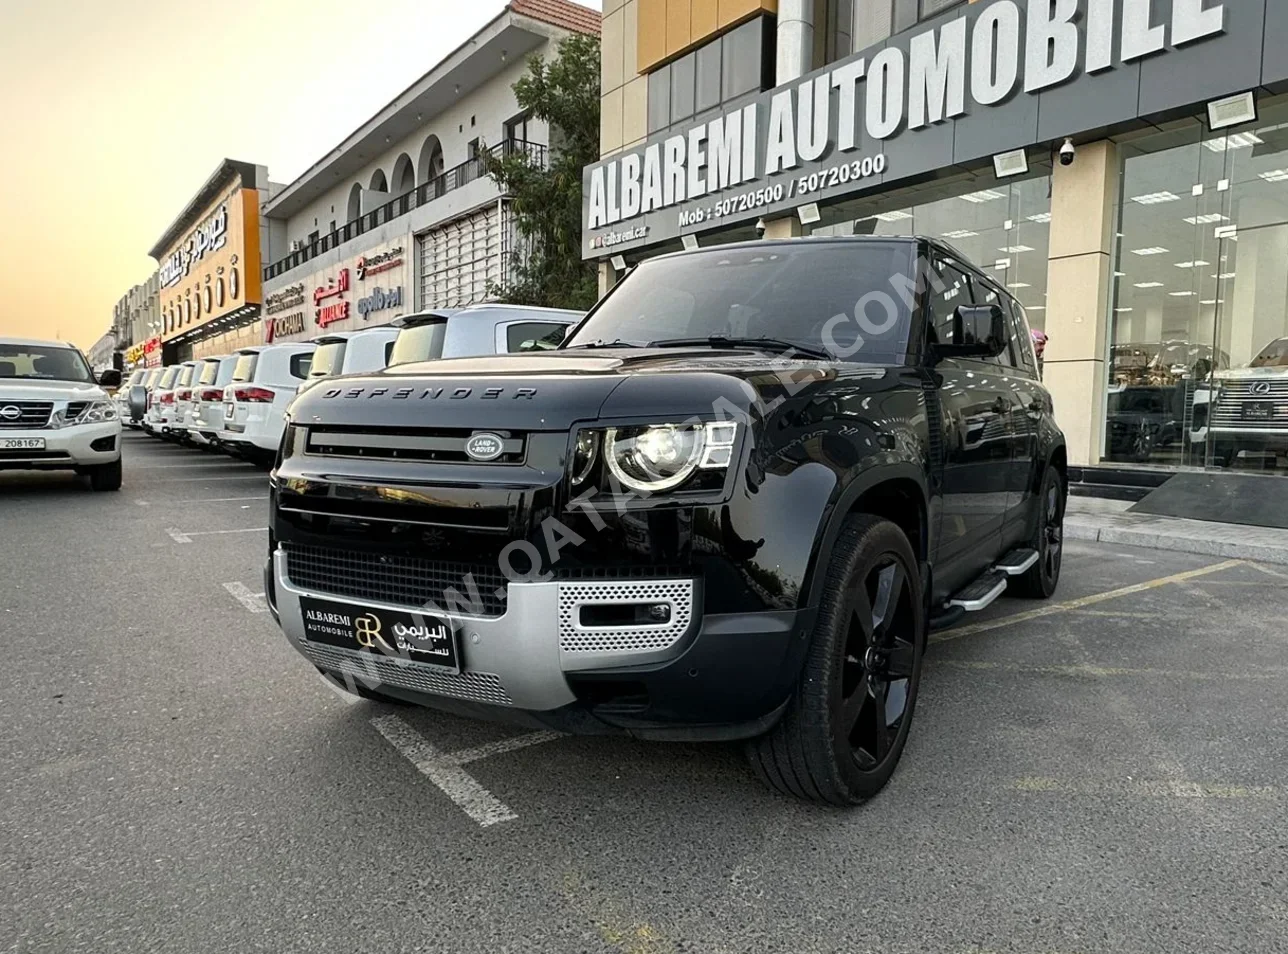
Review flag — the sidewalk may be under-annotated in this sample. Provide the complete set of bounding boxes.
[1066,496,1288,566]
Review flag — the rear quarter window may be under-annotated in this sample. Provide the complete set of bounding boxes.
[289,353,313,379]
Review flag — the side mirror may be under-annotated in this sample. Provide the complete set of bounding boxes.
[98,368,122,388]
[938,304,1007,358]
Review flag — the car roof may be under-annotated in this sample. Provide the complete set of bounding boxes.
[392,304,582,328]
[311,326,399,344]
[0,336,79,349]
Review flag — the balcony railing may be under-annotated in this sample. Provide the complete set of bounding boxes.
[263,139,548,281]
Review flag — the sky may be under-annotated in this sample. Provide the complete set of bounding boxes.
[0,0,600,349]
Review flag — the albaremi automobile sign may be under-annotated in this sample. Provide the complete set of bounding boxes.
[583,0,1231,256]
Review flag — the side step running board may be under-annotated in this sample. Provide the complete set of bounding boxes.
[940,548,1041,619]
[995,548,1039,576]
[948,569,1009,612]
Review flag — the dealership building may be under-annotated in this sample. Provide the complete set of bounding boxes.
[257,0,600,346]
[148,160,276,363]
[586,0,1288,484]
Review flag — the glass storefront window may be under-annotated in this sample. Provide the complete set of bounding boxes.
[809,166,1052,337]
[1106,96,1288,474]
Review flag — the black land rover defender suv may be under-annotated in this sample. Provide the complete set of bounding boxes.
[266,237,1067,805]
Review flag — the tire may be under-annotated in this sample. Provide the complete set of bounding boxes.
[746,514,926,806]
[88,459,123,492]
[1011,466,1064,599]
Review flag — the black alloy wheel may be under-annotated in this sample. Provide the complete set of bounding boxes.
[839,559,918,771]
[1013,466,1064,599]
[748,514,926,805]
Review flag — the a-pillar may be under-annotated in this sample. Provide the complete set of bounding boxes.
[1043,140,1120,466]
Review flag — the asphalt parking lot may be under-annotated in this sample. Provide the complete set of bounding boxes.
[2,432,1286,954]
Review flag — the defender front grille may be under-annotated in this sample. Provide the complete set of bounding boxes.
[282,543,509,617]
[0,402,53,429]
[302,643,512,706]
[304,426,527,464]
[557,579,695,654]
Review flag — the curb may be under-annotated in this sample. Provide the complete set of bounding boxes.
[1066,518,1288,567]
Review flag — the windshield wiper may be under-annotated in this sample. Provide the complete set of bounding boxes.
[649,335,834,361]
[563,338,645,350]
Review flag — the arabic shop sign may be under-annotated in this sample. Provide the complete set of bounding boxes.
[356,247,404,280]
[125,337,161,365]
[160,203,229,288]
[357,285,403,319]
[314,268,351,328]
[582,0,1230,254]
[265,283,306,315]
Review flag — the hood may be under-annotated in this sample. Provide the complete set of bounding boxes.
[288,348,890,431]
[0,379,107,402]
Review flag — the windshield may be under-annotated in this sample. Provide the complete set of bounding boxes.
[0,343,95,383]
[1250,338,1288,368]
[565,242,917,362]
[389,320,447,365]
[231,353,259,382]
[176,364,195,388]
[309,341,348,377]
[158,366,180,388]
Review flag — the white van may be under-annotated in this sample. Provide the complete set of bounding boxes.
[296,326,400,396]
[218,343,315,462]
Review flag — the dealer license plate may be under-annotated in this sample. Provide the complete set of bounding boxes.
[298,596,460,672]
[1,438,44,450]
[1241,401,1275,422]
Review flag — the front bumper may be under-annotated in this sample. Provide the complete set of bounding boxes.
[0,421,121,469]
[268,547,806,739]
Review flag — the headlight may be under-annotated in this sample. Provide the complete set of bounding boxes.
[598,421,739,494]
[57,401,118,427]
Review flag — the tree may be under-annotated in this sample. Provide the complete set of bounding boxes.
[484,33,600,310]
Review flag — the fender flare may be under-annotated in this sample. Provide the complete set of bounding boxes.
[801,462,931,612]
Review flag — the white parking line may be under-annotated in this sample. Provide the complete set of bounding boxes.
[168,527,267,543]
[153,474,265,483]
[133,462,257,470]
[222,582,268,614]
[448,731,563,765]
[371,714,520,827]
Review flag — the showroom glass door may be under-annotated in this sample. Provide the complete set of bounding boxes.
[1107,96,1288,475]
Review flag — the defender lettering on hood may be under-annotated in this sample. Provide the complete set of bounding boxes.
[321,385,537,400]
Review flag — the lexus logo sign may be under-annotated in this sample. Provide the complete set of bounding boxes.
[1251,381,1273,395]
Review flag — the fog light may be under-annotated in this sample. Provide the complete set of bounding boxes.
[645,603,671,623]
[90,436,117,453]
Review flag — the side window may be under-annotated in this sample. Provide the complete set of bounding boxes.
[384,340,396,366]
[289,353,313,380]
[927,257,975,347]
[505,321,568,352]
[973,280,1013,368]
[1007,298,1039,377]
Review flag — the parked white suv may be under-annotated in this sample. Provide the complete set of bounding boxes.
[171,360,203,443]
[144,364,180,436]
[296,327,400,396]
[190,355,238,447]
[219,344,315,462]
[387,304,582,365]
[0,337,123,490]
